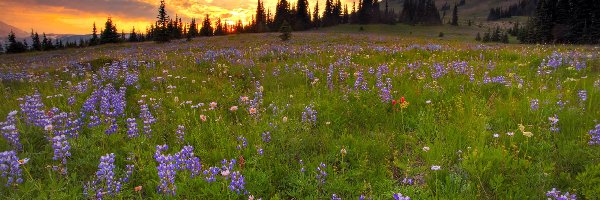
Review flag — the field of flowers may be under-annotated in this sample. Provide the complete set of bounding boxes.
[0,33,599,199]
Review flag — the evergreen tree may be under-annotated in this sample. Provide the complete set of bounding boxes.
[188,18,199,37]
[200,14,214,37]
[100,17,119,44]
[502,32,510,43]
[279,20,292,41]
[90,22,99,45]
[154,0,171,42]
[255,0,268,32]
[129,27,138,42]
[294,0,311,30]
[5,31,27,53]
[343,4,349,24]
[451,4,459,26]
[31,30,42,51]
[475,32,481,41]
[214,18,225,36]
[312,1,321,28]
[274,0,291,29]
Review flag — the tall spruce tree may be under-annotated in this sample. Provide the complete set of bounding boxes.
[129,27,138,42]
[451,4,459,26]
[188,18,199,37]
[6,31,27,53]
[31,30,42,51]
[274,0,291,29]
[313,1,320,28]
[294,0,311,30]
[155,0,170,42]
[255,0,268,32]
[214,18,225,36]
[200,14,214,37]
[100,17,119,44]
[90,22,99,45]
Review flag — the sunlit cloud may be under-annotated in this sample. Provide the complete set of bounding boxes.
[1,0,357,34]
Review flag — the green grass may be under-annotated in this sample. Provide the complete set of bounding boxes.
[0,32,599,199]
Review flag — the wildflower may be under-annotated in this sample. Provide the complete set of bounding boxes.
[316,162,327,185]
[302,104,317,126]
[209,102,218,110]
[546,188,576,200]
[431,165,441,171]
[530,99,539,111]
[588,124,600,145]
[340,148,347,155]
[331,194,341,200]
[393,193,411,200]
[134,186,142,192]
[249,107,257,115]
[402,177,414,185]
[578,90,587,102]
[221,169,230,177]
[230,106,238,112]
[507,132,514,136]
[0,151,27,186]
[282,116,288,123]
[200,114,207,122]
[422,146,430,152]
[426,100,432,104]
[493,133,500,138]
[518,124,533,137]
[549,114,559,133]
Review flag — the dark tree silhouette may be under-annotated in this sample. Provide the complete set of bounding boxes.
[31,30,42,51]
[154,0,170,42]
[451,4,459,26]
[100,17,119,44]
[200,14,214,37]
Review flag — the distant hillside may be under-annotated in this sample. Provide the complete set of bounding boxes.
[0,21,29,39]
[386,0,522,21]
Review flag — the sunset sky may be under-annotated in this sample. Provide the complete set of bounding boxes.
[0,0,356,35]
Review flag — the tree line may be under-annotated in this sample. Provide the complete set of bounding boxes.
[519,0,600,44]
[487,0,538,21]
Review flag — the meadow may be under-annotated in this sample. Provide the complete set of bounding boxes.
[0,31,599,199]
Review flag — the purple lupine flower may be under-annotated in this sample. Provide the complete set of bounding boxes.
[67,96,76,106]
[402,177,414,185]
[316,162,327,185]
[0,150,28,186]
[257,148,264,156]
[299,159,305,173]
[327,64,335,90]
[302,104,317,126]
[546,188,577,200]
[126,118,139,138]
[51,134,71,175]
[83,153,122,199]
[176,125,185,143]
[588,124,600,145]
[105,117,118,135]
[549,114,559,133]
[228,171,246,194]
[530,99,539,111]
[203,167,220,182]
[19,92,48,127]
[140,103,156,136]
[1,111,22,150]
[261,132,271,143]
[154,145,177,196]
[236,136,247,150]
[578,90,587,102]
[174,146,202,177]
[331,194,342,200]
[393,193,411,200]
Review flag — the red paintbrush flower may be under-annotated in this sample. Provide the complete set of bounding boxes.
[401,97,405,104]
[392,99,397,106]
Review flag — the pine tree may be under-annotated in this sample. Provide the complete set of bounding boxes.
[279,20,292,41]
[274,0,291,29]
[255,0,268,32]
[475,32,482,41]
[294,0,310,30]
[155,0,171,42]
[129,27,138,42]
[502,32,510,43]
[451,4,459,26]
[5,31,26,53]
[188,18,199,37]
[31,30,42,51]
[90,22,99,45]
[200,14,214,37]
[343,4,349,24]
[214,18,225,36]
[312,1,320,28]
[100,17,119,44]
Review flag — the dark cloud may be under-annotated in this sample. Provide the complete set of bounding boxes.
[3,0,157,19]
